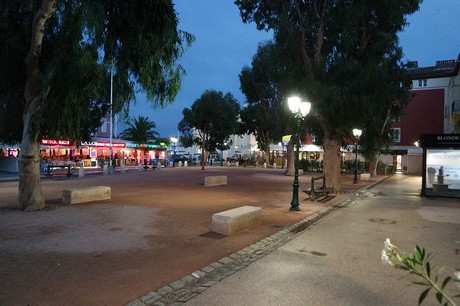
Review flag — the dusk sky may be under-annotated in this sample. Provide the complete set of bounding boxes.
[128,0,460,138]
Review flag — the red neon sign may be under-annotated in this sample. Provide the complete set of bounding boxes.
[41,139,72,146]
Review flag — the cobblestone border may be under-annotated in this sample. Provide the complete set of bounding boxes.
[126,177,386,306]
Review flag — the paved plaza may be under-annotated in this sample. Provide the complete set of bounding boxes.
[0,166,379,305]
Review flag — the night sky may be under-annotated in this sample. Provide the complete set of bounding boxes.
[127,0,460,138]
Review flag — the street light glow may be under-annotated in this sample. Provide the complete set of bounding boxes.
[287,96,301,113]
[353,128,362,138]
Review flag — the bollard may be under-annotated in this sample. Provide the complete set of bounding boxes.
[226,161,230,167]
[138,163,143,171]
[103,165,108,175]
[179,161,182,167]
[263,162,267,168]
[273,163,276,169]
[157,162,161,169]
[235,161,239,167]
[184,161,188,167]
[78,165,85,178]
[121,164,125,173]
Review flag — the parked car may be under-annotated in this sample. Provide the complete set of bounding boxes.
[151,158,167,167]
[172,155,189,163]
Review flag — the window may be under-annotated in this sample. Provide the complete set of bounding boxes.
[418,79,428,87]
[391,128,401,142]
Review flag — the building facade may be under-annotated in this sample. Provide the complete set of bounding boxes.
[379,55,460,174]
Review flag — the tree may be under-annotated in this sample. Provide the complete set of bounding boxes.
[235,0,420,192]
[355,50,413,176]
[239,41,291,167]
[119,116,160,147]
[178,90,240,170]
[0,1,193,210]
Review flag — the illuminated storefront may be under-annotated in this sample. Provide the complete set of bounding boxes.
[40,139,76,160]
[125,143,168,165]
[420,134,460,197]
[80,140,127,167]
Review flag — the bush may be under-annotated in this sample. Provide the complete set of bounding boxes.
[299,159,322,172]
[341,159,364,174]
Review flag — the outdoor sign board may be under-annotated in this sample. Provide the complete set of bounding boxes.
[420,134,460,198]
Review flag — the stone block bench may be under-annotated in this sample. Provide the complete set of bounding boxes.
[212,206,262,235]
[62,186,111,205]
[204,175,227,187]
[360,173,371,181]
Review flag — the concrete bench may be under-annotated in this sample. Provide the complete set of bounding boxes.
[212,206,262,235]
[360,173,371,181]
[204,175,227,187]
[62,186,111,205]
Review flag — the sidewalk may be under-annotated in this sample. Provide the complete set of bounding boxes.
[0,167,386,306]
[177,174,460,306]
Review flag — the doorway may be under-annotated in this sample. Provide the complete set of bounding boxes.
[392,155,402,173]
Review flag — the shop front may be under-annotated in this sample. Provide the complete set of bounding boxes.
[420,134,460,197]
[125,143,168,166]
[40,139,77,161]
[80,140,127,167]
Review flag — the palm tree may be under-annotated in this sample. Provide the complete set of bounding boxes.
[120,116,159,146]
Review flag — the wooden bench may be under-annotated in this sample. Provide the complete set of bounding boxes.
[204,175,227,187]
[303,175,333,201]
[45,164,73,179]
[62,186,111,205]
[212,206,262,235]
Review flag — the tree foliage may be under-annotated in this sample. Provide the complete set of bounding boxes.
[0,0,193,210]
[119,116,159,147]
[178,90,240,170]
[235,0,421,191]
[239,41,291,165]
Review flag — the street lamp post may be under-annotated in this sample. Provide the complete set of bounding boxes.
[278,142,284,169]
[352,128,362,184]
[170,137,178,167]
[288,96,311,211]
[109,62,114,174]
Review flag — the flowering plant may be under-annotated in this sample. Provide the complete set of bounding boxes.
[381,238,460,305]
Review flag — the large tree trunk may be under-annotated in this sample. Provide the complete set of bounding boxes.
[18,122,45,211]
[201,147,206,170]
[322,137,342,193]
[284,137,295,176]
[264,148,270,166]
[368,155,378,177]
[18,0,56,210]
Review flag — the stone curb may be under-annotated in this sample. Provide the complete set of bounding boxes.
[126,176,388,306]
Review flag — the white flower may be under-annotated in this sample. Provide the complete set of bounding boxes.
[384,238,393,251]
[381,249,391,265]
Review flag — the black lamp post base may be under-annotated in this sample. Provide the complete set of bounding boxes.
[289,205,300,211]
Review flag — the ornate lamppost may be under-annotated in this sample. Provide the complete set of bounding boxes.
[288,96,311,211]
[352,128,362,184]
